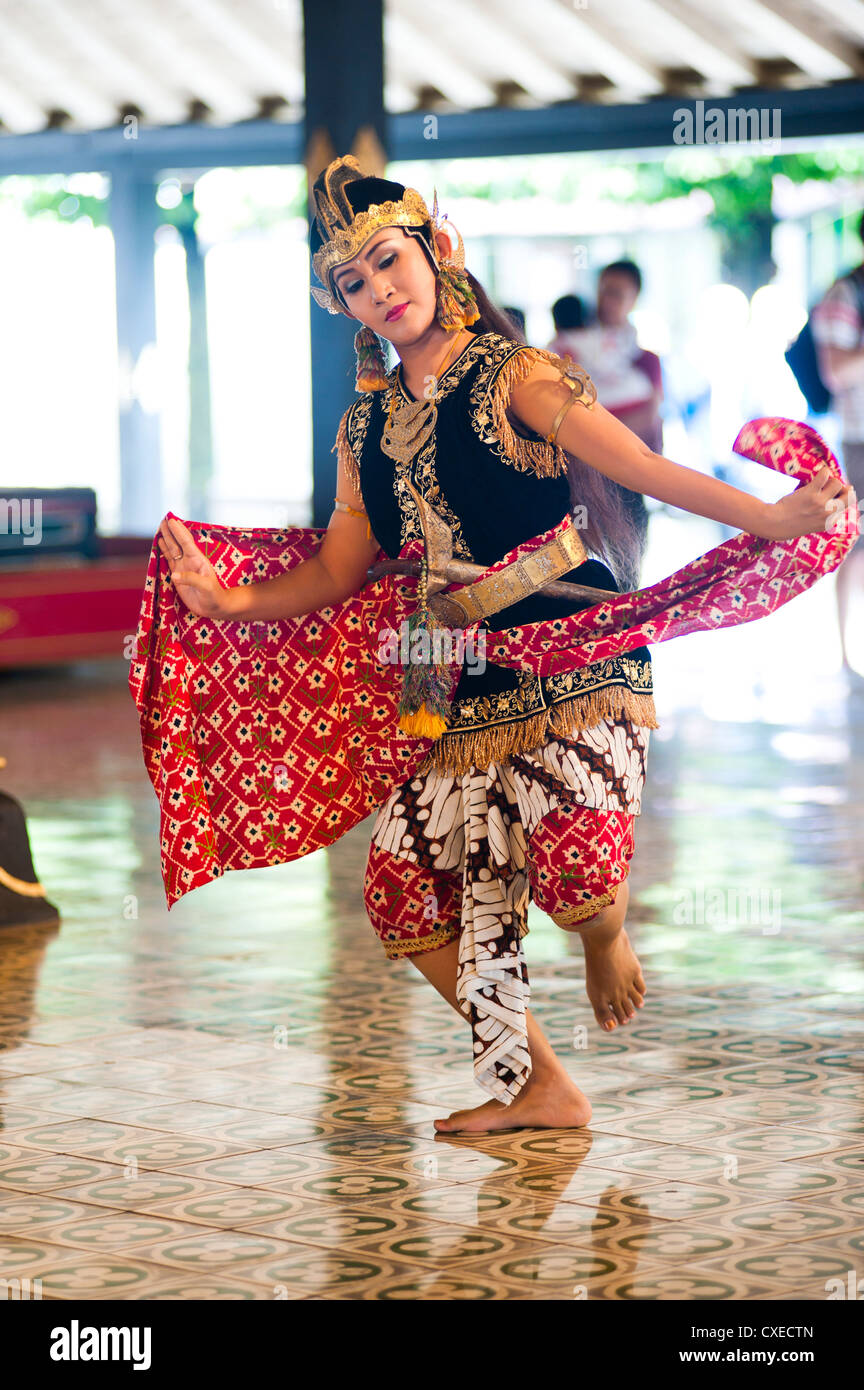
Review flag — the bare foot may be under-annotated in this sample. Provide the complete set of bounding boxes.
[582,918,646,1031]
[433,1069,592,1134]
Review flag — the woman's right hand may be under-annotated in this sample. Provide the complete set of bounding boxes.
[158,516,233,618]
[765,467,859,542]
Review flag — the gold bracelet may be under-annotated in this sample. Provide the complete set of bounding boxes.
[333,496,372,540]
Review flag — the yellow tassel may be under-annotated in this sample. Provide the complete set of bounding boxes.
[357,370,386,392]
[398,704,449,738]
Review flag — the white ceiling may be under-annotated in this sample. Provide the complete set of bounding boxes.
[0,0,861,135]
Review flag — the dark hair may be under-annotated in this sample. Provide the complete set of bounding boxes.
[501,305,526,334]
[600,259,642,294]
[552,294,586,330]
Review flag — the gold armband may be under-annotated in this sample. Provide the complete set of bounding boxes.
[546,382,582,446]
[333,496,372,540]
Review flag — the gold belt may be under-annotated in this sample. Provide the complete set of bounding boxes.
[430,523,587,627]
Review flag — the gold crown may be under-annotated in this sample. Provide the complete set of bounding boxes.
[310,155,435,315]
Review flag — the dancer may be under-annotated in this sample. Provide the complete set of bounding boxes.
[136,156,857,1135]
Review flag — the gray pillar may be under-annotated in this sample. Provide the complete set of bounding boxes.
[302,0,387,528]
[109,168,163,534]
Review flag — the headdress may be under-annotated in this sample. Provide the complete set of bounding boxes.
[309,155,478,334]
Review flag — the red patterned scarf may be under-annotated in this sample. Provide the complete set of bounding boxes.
[129,418,857,908]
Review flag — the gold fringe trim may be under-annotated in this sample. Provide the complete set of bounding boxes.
[489,347,596,480]
[0,864,47,898]
[550,888,620,927]
[415,685,659,777]
[332,406,361,494]
[382,922,459,959]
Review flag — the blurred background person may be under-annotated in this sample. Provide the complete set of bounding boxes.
[502,304,526,337]
[811,211,864,680]
[548,292,589,356]
[550,262,663,563]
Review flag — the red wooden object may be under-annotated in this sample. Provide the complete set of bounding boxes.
[0,537,151,668]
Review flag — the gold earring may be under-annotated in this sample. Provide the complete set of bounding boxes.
[431,210,480,331]
[354,326,389,392]
[435,261,480,331]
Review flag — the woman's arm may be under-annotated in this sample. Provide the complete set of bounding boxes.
[509,361,856,542]
[159,450,381,621]
[816,341,864,393]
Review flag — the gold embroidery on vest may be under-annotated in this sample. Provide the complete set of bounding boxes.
[469,341,596,479]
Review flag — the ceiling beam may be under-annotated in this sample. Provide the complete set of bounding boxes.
[0,82,862,175]
[385,9,499,108]
[730,0,861,80]
[632,0,760,89]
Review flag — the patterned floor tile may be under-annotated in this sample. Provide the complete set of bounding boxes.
[611,1081,736,1109]
[585,1180,772,1222]
[479,1163,666,1205]
[345,1223,535,1269]
[155,1149,355,1188]
[710,1162,860,1200]
[0,1235,90,1276]
[621,1049,735,1074]
[17,1086,180,1120]
[309,1099,451,1129]
[125,1228,310,1272]
[8,1211,223,1255]
[676,1125,854,1161]
[259,1165,472,1206]
[582,1267,779,1299]
[0,1193,122,1235]
[0,1105,75,1132]
[126,1274,276,1299]
[682,1243,858,1291]
[94,1101,273,1133]
[1,1118,167,1158]
[232,1248,447,1298]
[359,1183,557,1233]
[368,1146,556,1187]
[443,1129,658,1162]
[4,663,864,1300]
[133,1188,321,1229]
[684,1093,862,1129]
[688,1197,863,1243]
[0,1151,126,1192]
[228,1203,436,1249]
[435,1240,666,1295]
[578,1144,767,1185]
[588,1108,746,1144]
[14,1252,187,1299]
[0,1045,106,1076]
[44,1173,250,1212]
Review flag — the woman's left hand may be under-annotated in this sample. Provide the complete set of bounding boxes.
[764,469,859,542]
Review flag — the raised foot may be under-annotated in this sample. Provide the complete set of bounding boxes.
[433,1074,592,1134]
[582,925,646,1031]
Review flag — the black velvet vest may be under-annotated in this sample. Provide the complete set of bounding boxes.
[342,330,655,767]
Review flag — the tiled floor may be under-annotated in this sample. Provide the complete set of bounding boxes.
[1,525,863,1300]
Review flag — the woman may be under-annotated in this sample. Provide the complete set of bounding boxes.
[151,155,855,1136]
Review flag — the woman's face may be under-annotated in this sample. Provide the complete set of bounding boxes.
[331,226,451,345]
